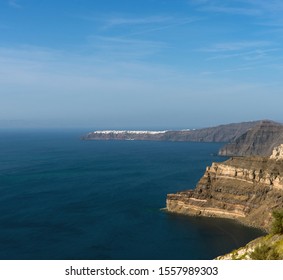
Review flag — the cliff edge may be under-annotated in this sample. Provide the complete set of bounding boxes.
[166,145,283,231]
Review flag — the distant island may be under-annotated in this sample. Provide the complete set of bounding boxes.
[83,119,283,157]
[82,120,259,143]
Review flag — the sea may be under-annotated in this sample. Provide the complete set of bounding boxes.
[0,129,264,260]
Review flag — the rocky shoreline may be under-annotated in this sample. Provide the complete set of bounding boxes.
[166,145,283,259]
[166,154,283,231]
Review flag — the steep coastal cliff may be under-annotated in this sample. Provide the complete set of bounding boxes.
[219,120,283,157]
[166,146,283,231]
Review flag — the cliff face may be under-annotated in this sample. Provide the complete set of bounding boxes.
[166,150,283,230]
[83,121,261,142]
[219,120,283,157]
[270,144,283,161]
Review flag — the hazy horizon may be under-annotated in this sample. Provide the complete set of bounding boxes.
[0,119,280,133]
[1,0,283,129]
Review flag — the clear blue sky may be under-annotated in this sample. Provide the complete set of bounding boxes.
[1,0,283,129]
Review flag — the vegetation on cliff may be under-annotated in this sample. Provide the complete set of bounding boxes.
[271,209,283,235]
[216,209,283,260]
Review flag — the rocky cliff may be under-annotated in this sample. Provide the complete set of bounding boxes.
[270,144,283,161]
[219,120,283,157]
[166,146,283,230]
[83,121,261,142]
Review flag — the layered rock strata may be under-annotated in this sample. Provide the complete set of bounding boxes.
[167,151,283,230]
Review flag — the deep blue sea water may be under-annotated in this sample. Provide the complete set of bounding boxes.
[0,130,263,260]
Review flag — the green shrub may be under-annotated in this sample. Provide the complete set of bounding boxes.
[271,209,283,235]
[250,244,270,260]
[250,244,279,260]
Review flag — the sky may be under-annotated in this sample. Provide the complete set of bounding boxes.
[1,0,283,129]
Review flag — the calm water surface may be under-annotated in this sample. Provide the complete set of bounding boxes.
[0,130,263,259]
